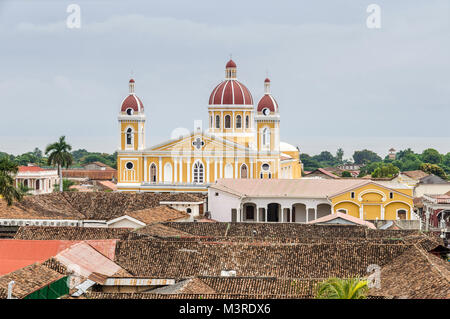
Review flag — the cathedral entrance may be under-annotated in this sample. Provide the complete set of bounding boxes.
[267,203,280,222]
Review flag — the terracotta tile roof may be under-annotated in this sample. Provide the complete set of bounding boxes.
[402,170,429,180]
[307,212,376,229]
[199,276,319,297]
[114,240,411,279]
[122,205,189,224]
[0,263,65,299]
[304,168,341,179]
[18,166,46,172]
[150,277,216,294]
[97,180,117,191]
[62,169,117,180]
[369,246,450,298]
[82,161,113,169]
[14,226,131,241]
[1,192,204,222]
[86,292,305,299]
[134,223,193,238]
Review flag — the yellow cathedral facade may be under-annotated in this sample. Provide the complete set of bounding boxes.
[117,59,302,193]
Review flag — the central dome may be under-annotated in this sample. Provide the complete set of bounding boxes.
[208,60,253,106]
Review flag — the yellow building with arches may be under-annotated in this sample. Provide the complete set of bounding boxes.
[208,179,415,222]
[117,60,302,193]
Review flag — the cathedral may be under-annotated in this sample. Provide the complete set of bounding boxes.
[117,59,302,192]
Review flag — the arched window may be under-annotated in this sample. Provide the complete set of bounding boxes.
[164,163,173,183]
[240,164,248,178]
[245,115,249,128]
[262,128,270,148]
[193,161,204,183]
[150,163,157,183]
[126,128,133,145]
[236,115,242,128]
[215,115,220,129]
[225,115,231,128]
[225,163,233,178]
[397,209,407,220]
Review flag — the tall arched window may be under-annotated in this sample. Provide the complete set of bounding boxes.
[126,128,133,145]
[225,163,233,178]
[164,163,173,183]
[215,115,220,129]
[225,115,231,128]
[240,164,248,178]
[193,161,204,183]
[262,128,270,148]
[236,115,242,128]
[150,163,157,183]
[245,115,249,128]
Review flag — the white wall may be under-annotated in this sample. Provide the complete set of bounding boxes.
[414,184,450,197]
[208,188,241,222]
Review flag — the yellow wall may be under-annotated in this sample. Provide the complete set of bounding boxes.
[331,183,413,220]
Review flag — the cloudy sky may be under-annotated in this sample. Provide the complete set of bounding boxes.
[0,0,449,159]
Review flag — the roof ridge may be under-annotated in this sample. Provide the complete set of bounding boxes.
[412,244,450,284]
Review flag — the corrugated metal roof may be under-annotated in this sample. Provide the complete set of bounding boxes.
[0,239,118,275]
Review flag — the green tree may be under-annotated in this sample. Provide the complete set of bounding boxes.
[420,163,447,179]
[45,136,73,192]
[300,154,321,172]
[341,171,352,178]
[421,148,442,164]
[353,149,382,165]
[54,178,77,192]
[336,148,344,163]
[316,278,368,299]
[371,163,399,178]
[0,157,23,205]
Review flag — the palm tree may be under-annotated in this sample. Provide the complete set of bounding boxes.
[315,277,368,299]
[45,136,73,192]
[0,157,23,205]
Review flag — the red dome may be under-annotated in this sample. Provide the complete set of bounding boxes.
[121,94,144,112]
[257,94,278,112]
[129,78,135,83]
[226,59,236,68]
[209,80,253,105]
[264,78,270,83]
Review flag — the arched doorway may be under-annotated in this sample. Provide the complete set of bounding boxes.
[317,203,332,219]
[292,203,307,222]
[267,203,280,222]
[243,203,256,221]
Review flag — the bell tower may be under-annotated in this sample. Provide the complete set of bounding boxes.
[118,79,146,151]
[256,78,280,152]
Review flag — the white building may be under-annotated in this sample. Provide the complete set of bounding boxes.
[14,165,59,195]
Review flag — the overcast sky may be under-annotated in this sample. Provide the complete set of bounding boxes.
[0,0,449,159]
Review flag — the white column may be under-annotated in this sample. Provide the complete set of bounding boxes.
[214,160,218,182]
[359,206,363,220]
[256,206,260,222]
[232,111,235,132]
[179,159,183,183]
[381,206,385,220]
[206,158,210,184]
[250,159,254,178]
[306,208,310,223]
[158,157,162,182]
[265,207,267,223]
[234,159,238,178]
[281,208,284,223]
[174,158,178,183]
[144,157,148,182]
[220,159,223,178]
[187,159,191,183]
